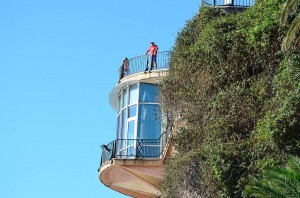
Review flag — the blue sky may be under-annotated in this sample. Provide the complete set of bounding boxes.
[0,1,200,197]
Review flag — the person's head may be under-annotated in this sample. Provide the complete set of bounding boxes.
[151,41,155,45]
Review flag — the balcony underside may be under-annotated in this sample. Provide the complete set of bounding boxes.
[99,159,164,198]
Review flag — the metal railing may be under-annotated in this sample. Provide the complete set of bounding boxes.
[100,132,169,166]
[202,0,254,7]
[118,51,171,82]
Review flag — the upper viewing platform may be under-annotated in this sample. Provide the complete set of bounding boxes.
[202,0,254,7]
[118,51,171,83]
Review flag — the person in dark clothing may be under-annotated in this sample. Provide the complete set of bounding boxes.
[118,57,129,83]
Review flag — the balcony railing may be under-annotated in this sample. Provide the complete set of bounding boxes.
[100,132,169,167]
[118,51,171,82]
[202,0,254,7]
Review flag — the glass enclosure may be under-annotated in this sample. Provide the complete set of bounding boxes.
[116,82,162,158]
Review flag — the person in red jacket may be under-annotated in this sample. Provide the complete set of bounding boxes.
[145,41,158,73]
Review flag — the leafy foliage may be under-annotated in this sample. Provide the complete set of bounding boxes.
[244,156,300,198]
[281,0,300,51]
[162,150,223,198]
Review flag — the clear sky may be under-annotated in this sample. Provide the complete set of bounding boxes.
[0,1,200,198]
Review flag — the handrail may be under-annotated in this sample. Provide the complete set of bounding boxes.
[99,132,169,167]
[118,51,171,82]
[202,0,254,7]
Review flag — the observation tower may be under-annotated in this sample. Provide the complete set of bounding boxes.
[98,51,173,198]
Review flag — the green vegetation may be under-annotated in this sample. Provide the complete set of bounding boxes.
[281,0,300,51]
[244,156,300,197]
[160,0,300,197]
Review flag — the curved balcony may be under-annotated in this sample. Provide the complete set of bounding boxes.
[202,0,254,7]
[118,51,171,82]
[100,132,169,167]
[98,131,173,197]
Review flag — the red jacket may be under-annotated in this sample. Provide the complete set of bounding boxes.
[146,45,158,55]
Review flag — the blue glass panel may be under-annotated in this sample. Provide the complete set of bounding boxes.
[128,105,136,118]
[118,149,125,158]
[116,115,122,139]
[122,88,127,108]
[116,139,122,155]
[127,147,134,156]
[129,83,138,105]
[139,83,159,103]
[142,145,160,157]
[121,110,127,149]
[127,139,134,146]
[118,94,121,113]
[137,104,161,139]
[121,110,127,139]
[136,140,160,158]
[128,120,135,139]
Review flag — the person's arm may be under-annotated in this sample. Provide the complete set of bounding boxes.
[145,46,150,55]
